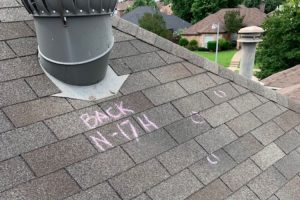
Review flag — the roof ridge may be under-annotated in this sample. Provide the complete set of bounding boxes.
[112,16,300,113]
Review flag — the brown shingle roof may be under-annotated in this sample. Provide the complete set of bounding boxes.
[117,0,134,11]
[183,7,266,35]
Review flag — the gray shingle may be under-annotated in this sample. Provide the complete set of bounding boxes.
[224,134,263,163]
[273,111,300,132]
[275,129,300,154]
[117,18,139,36]
[120,71,160,95]
[0,56,42,82]
[178,73,216,94]
[0,0,19,8]
[109,159,169,200]
[0,7,32,22]
[156,51,184,64]
[0,110,13,133]
[113,29,134,42]
[0,156,34,192]
[230,82,249,94]
[226,186,259,200]
[85,117,145,152]
[134,103,182,132]
[200,103,239,127]
[221,159,261,191]
[65,182,121,200]
[187,179,231,200]
[207,72,229,84]
[7,37,37,56]
[3,97,73,127]
[190,149,236,185]
[276,176,300,200]
[268,196,279,200]
[248,166,287,200]
[23,134,96,176]
[150,63,191,83]
[154,36,174,52]
[109,58,132,75]
[101,92,154,118]
[172,92,214,117]
[251,121,284,145]
[46,105,110,139]
[252,102,284,123]
[67,147,134,189]
[0,41,15,60]
[251,143,285,170]
[196,124,237,153]
[226,112,262,136]
[0,22,34,41]
[0,122,57,161]
[165,116,211,144]
[114,52,166,73]
[274,150,300,179]
[182,62,206,74]
[136,27,157,45]
[132,194,151,200]
[143,82,187,105]
[110,41,140,59]
[204,83,240,104]
[148,169,203,200]
[25,74,60,97]
[0,79,36,107]
[0,170,80,200]
[130,40,158,53]
[229,93,262,114]
[122,129,177,163]
[157,140,207,174]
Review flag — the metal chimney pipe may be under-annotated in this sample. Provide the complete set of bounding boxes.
[238,26,264,80]
[21,0,118,86]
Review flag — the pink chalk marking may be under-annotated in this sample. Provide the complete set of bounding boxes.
[213,90,227,98]
[190,112,205,124]
[111,132,118,137]
[80,113,98,130]
[115,101,134,116]
[137,114,158,133]
[116,123,131,140]
[106,106,123,120]
[207,153,220,165]
[120,119,139,141]
[95,111,110,124]
[90,131,113,151]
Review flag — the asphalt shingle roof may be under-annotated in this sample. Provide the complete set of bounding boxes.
[122,6,191,32]
[1,2,300,200]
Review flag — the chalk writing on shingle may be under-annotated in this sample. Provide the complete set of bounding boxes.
[80,102,158,151]
[190,111,205,124]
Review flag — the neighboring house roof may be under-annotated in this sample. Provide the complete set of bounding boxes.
[262,65,300,102]
[158,3,173,15]
[116,0,134,11]
[1,2,300,200]
[183,7,267,35]
[122,6,190,31]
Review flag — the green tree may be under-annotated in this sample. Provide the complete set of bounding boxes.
[171,0,194,22]
[244,0,284,13]
[125,0,157,13]
[256,1,300,79]
[244,0,261,7]
[224,11,245,33]
[139,13,173,40]
[191,0,243,23]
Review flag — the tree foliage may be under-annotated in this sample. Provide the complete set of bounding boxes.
[256,1,300,79]
[125,0,156,13]
[224,11,245,33]
[138,13,173,40]
[171,0,194,22]
[191,0,243,23]
[244,0,284,13]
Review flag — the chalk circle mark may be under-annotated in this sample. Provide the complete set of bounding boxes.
[213,90,227,98]
[207,153,220,165]
[190,112,205,124]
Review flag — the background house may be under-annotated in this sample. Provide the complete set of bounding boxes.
[182,7,266,48]
[122,6,191,33]
[116,0,134,16]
